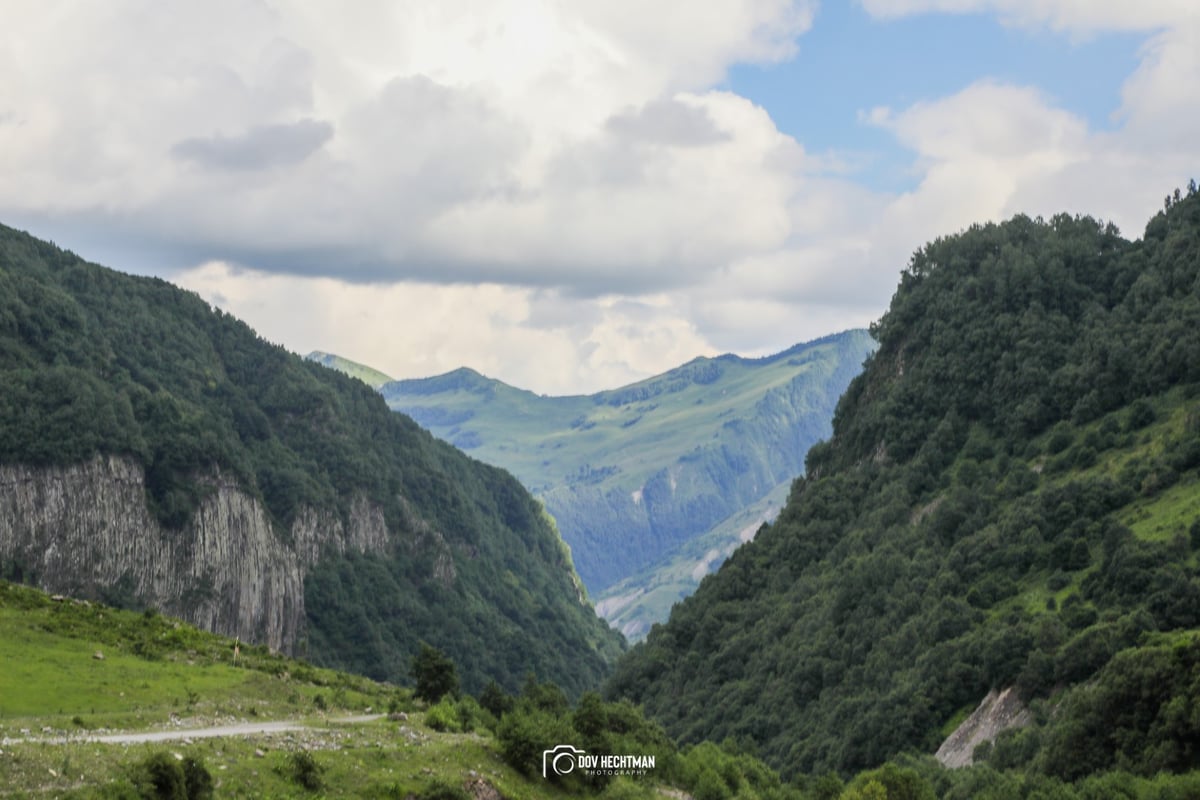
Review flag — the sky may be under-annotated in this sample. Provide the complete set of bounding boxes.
[2,1,1198,395]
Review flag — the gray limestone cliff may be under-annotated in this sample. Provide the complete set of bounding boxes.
[935,687,1033,769]
[0,455,391,653]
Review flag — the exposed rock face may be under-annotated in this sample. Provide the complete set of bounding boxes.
[0,455,390,652]
[935,687,1032,768]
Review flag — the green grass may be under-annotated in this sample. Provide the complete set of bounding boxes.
[0,709,592,799]
[0,583,394,733]
[1121,474,1200,543]
[0,581,686,800]
[0,582,611,799]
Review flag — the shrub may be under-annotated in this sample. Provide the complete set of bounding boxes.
[131,752,212,800]
[288,751,325,791]
[425,697,460,732]
[133,752,186,800]
[181,758,213,800]
[497,706,576,780]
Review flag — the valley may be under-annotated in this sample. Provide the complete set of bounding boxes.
[3,186,1200,799]
[337,330,875,638]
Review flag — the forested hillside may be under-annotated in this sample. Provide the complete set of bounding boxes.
[0,222,624,695]
[608,184,1200,781]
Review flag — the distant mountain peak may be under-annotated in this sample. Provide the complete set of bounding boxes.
[304,351,394,389]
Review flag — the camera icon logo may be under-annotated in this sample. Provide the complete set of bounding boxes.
[542,744,586,778]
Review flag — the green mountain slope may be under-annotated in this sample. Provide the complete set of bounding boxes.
[0,221,623,696]
[607,187,1200,780]
[373,332,874,636]
[306,350,394,388]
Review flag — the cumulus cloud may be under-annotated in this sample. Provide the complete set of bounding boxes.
[174,262,713,395]
[0,0,1197,392]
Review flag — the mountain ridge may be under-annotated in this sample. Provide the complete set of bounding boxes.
[0,220,623,695]
[606,188,1200,779]
[319,330,875,637]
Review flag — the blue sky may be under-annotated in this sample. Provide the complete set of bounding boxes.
[1,1,1197,394]
[728,4,1145,193]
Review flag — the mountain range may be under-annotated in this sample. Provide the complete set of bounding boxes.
[3,184,1200,795]
[314,331,874,639]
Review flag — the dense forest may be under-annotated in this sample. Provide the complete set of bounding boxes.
[0,222,624,694]
[608,183,1200,784]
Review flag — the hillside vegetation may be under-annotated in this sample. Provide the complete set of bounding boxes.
[608,185,1200,783]
[0,580,804,800]
[0,222,623,695]
[375,331,873,637]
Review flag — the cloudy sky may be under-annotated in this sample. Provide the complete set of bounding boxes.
[2,1,1197,394]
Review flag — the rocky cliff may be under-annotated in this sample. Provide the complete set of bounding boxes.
[0,455,389,652]
[935,687,1032,769]
[0,219,624,693]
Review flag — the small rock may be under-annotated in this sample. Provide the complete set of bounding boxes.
[172,752,184,761]
[388,711,408,721]
[254,749,266,758]
[93,651,105,661]
[51,595,64,602]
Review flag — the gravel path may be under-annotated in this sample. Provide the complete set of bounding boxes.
[3,715,384,746]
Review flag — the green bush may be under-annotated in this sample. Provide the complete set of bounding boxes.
[425,697,461,732]
[181,758,213,800]
[497,705,577,780]
[287,751,325,791]
[133,752,186,800]
[131,752,212,800]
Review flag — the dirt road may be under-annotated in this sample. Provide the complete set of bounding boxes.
[4,715,384,746]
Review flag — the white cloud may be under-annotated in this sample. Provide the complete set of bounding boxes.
[859,0,1192,35]
[0,0,815,288]
[175,262,714,395]
[1,1,1198,393]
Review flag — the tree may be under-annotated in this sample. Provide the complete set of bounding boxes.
[411,643,459,703]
